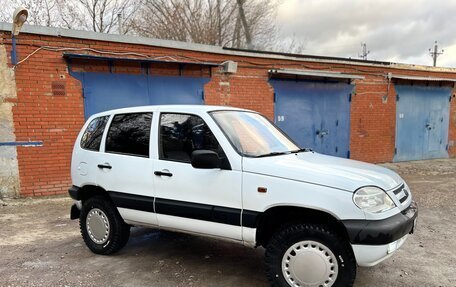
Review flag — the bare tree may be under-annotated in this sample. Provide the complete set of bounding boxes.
[54,0,86,29]
[274,33,306,54]
[235,0,251,48]
[0,0,13,22]
[1,0,303,54]
[132,0,230,44]
[132,0,279,50]
[0,0,57,26]
[240,0,278,49]
[1,0,140,34]
[74,0,140,33]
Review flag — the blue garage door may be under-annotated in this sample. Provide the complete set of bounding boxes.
[270,79,353,158]
[394,85,451,161]
[75,72,209,118]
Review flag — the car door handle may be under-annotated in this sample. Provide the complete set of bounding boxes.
[154,171,173,177]
[97,164,112,169]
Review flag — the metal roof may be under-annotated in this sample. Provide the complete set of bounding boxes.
[63,53,220,66]
[389,73,456,82]
[226,47,391,66]
[269,69,365,80]
[1,22,456,73]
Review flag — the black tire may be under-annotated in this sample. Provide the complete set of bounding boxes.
[265,224,356,287]
[80,196,130,255]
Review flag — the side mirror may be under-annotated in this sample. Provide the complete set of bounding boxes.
[191,150,221,169]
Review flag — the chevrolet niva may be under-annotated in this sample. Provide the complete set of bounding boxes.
[69,105,417,287]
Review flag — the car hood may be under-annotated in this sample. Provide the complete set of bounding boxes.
[242,152,403,192]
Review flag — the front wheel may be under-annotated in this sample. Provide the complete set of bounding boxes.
[80,196,130,255]
[265,224,356,287]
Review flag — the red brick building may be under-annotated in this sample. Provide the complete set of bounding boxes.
[0,23,455,197]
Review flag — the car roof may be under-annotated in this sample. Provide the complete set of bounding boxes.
[88,105,253,119]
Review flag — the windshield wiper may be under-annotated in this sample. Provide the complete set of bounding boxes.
[255,148,313,158]
[255,151,291,158]
[291,148,313,153]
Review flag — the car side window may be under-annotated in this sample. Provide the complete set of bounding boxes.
[80,116,109,151]
[159,113,229,167]
[105,113,152,157]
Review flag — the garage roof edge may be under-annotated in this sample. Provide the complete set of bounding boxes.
[62,53,220,66]
[2,22,456,73]
[389,74,456,82]
[269,69,365,80]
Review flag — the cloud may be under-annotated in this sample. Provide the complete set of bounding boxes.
[276,0,456,67]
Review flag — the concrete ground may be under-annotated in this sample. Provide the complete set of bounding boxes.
[0,159,455,287]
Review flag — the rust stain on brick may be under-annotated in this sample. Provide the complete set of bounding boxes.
[356,119,369,138]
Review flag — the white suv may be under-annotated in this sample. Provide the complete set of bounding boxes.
[69,105,417,287]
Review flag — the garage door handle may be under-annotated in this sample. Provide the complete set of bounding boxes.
[154,171,173,177]
[316,129,329,137]
[97,164,112,169]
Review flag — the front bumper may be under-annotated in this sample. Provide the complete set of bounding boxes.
[342,201,418,266]
[352,234,409,267]
[342,201,418,245]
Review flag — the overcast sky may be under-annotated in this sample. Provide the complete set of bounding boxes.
[276,0,456,68]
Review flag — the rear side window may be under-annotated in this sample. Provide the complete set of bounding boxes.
[105,113,152,157]
[80,116,109,151]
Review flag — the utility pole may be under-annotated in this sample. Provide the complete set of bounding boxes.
[429,41,444,67]
[236,0,253,49]
[117,13,123,35]
[359,43,370,61]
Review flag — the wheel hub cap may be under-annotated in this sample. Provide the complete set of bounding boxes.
[282,240,338,287]
[86,208,110,244]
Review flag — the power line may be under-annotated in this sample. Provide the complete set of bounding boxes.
[359,42,370,61]
[429,41,444,67]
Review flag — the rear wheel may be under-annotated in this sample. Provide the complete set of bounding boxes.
[80,196,130,255]
[265,224,356,287]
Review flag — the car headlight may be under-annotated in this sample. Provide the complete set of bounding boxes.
[353,186,396,213]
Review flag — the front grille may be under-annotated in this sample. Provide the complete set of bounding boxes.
[392,184,409,204]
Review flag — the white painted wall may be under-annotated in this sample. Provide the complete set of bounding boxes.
[0,45,20,198]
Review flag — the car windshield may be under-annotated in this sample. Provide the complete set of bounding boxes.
[211,110,300,157]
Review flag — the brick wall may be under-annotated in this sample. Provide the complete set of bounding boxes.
[350,76,397,163]
[205,68,274,119]
[5,36,85,197]
[1,31,456,197]
[449,88,456,155]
